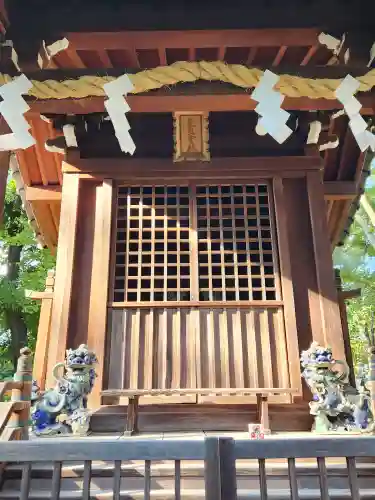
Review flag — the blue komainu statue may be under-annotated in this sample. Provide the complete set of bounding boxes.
[31,344,97,436]
[301,342,372,433]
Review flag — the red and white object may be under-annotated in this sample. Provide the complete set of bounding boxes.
[248,424,265,439]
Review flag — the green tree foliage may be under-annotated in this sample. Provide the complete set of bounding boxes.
[0,179,55,376]
[334,171,375,367]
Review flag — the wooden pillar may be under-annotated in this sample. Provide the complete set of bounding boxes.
[32,270,55,390]
[46,174,80,387]
[87,180,113,408]
[307,171,346,362]
[273,177,302,394]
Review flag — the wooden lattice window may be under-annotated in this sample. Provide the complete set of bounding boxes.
[113,186,191,303]
[196,184,276,301]
[112,183,278,303]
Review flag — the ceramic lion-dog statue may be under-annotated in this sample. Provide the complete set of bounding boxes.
[31,344,97,436]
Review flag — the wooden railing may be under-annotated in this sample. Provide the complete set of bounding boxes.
[28,270,55,391]
[1,436,375,498]
[0,348,33,441]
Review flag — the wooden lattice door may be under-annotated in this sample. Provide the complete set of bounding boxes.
[109,182,292,403]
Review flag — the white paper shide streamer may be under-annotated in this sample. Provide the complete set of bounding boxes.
[251,70,293,144]
[335,75,375,152]
[103,75,135,155]
[0,74,35,151]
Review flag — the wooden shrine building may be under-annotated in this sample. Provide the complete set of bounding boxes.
[1,0,375,432]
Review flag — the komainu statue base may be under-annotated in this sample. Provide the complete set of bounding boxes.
[301,343,373,434]
[31,345,98,437]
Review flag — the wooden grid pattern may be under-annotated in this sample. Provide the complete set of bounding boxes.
[196,184,277,302]
[112,183,278,304]
[113,186,191,303]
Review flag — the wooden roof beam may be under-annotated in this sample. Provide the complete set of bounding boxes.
[65,29,320,51]
[27,91,375,115]
[25,185,62,202]
[324,181,357,200]
[23,181,355,203]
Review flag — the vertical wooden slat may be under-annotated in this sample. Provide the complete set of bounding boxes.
[317,457,330,500]
[258,458,268,500]
[87,179,113,407]
[144,459,151,500]
[46,173,80,387]
[260,310,273,387]
[288,457,299,500]
[82,460,91,500]
[144,309,154,389]
[175,460,181,500]
[123,310,133,389]
[20,463,31,500]
[108,310,125,389]
[51,461,62,500]
[113,460,122,500]
[307,171,346,362]
[245,309,259,387]
[346,457,360,500]
[130,309,141,388]
[219,309,230,388]
[172,309,181,388]
[233,309,244,388]
[206,310,216,387]
[157,310,168,389]
[189,308,198,390]
[273,177,301,392]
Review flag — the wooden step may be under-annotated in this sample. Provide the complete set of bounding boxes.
[91,403,312,433]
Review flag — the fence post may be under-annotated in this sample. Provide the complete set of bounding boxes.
[11,348,33,440]
[31,269,55,390]
[204,437,237,500]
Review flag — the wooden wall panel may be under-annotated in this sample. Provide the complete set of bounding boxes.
[107,308,197,398]
[107,306,292,403]
[196,307,290,402]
